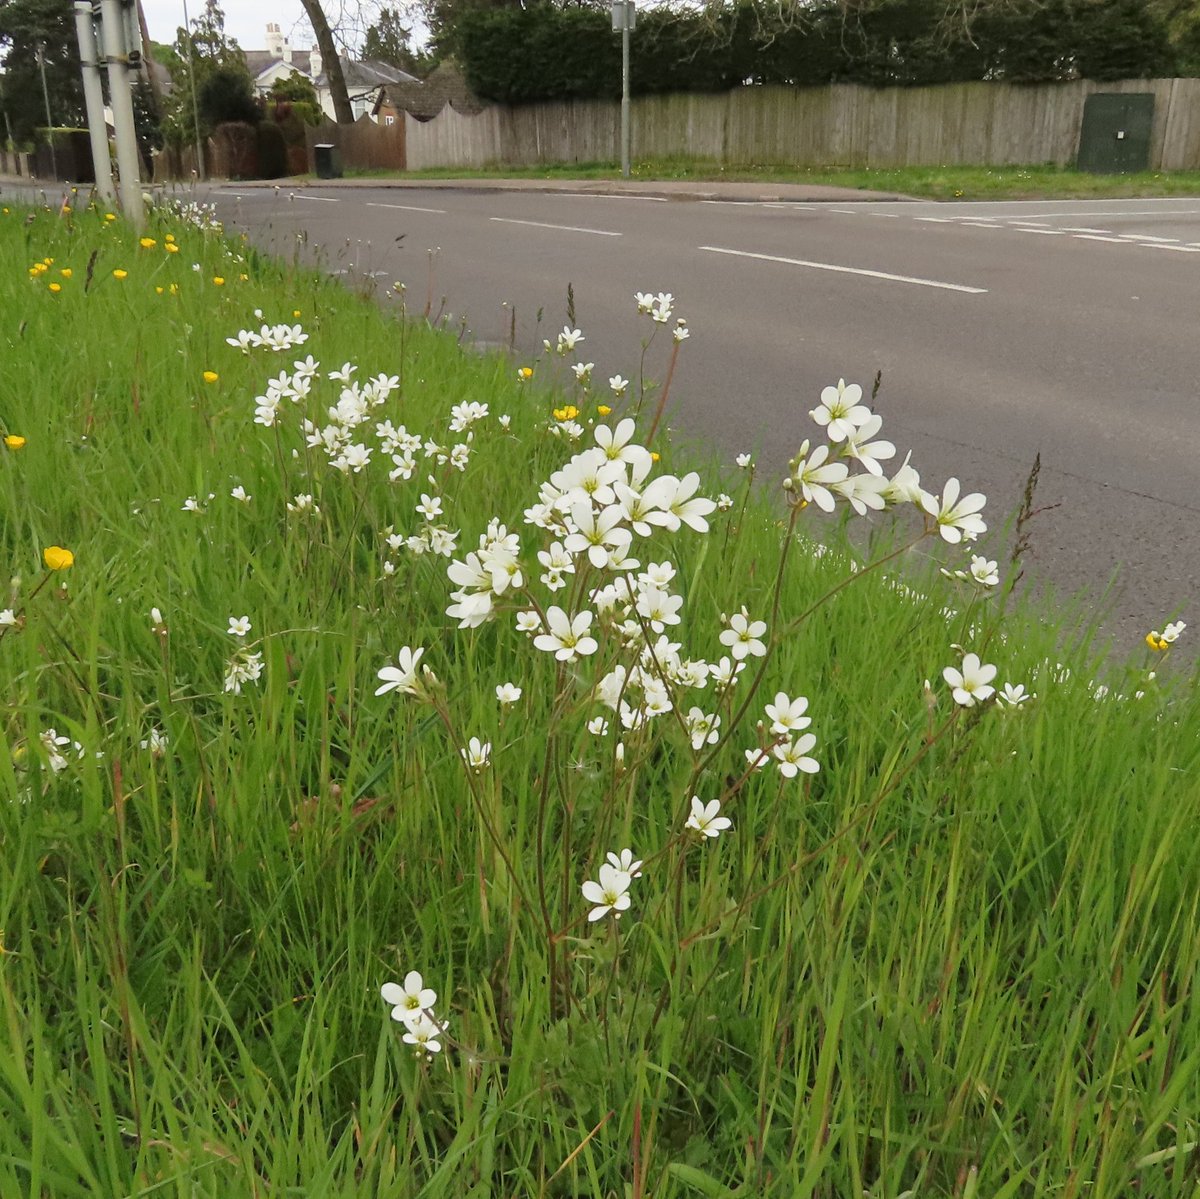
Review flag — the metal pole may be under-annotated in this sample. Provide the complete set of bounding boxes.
[100,0,144,229]
[620,6,631,179]
[181,0,205,180]
[36,45,59,181]
[74,3,116,204]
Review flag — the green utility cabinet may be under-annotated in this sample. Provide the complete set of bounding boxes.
[1076,93,1155,174]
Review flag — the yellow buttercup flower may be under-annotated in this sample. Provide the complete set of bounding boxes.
[48,283,61,294]
[4,435,26,450]
[155,286,164,295]
[212,276,225,286]
[165,233,175,242]
[60,268,72,278]
[1146,632,1168,651]
[165,243,179,253]
[552,405,579,422]
[43,546,74,571]
[517,367,533,381]
[202,370,219,384]
[139,236,157,249]
[112,269,128,280]
[597,404,612,416]
[650,451,661,462]
[292,309,301,318]
[104,213,116,221]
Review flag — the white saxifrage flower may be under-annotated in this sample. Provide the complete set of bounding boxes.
[998,682,1033,707]
[581,862,634,922]
[773,734,819,777]
[381,971,437,1026]
[533,607,599,661]
[719,610,767,661]
[943,652,998,707]
[788,440,848,513]
[375,646,429,697]
[922,478,987,544]
[686,796,732,839]
[461,737,491,772]
[810,379,871,442]
[402,1012,448,1056]
[227,615,251,638]
[495,682,522,705]
[606,848,643,877]
[765,692,811,736]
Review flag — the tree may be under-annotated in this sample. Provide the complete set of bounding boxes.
[0,0,84,144]
[198,64,258,126]
[159,0,244,147]
[363,6,431,74]
[269,70,319,106]
[298,0,354,122]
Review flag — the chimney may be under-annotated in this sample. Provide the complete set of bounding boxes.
[282,39,292,65]
[265,23,283,56]
[309,47,323,77]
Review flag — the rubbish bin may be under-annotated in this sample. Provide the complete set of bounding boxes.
[313,143,342,180]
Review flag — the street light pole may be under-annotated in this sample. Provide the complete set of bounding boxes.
[100,0,144,229]
[611,0,635,179]
[74,2,116,203]
[35,44,59,181]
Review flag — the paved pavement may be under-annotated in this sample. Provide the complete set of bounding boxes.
[5,173,1196,655]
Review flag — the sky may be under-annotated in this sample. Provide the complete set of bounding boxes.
[139,2,319,53]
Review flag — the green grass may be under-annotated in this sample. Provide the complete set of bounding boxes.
[0,195,1198,1198]
[362,158,1200,200]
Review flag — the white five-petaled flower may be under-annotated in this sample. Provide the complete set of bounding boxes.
[0,609,15,626]
[942,652,997,707]
[416,493,443,522]
[764,692,811,735]
[230,485,251,503]
[581,862,633,922]
[719,610,767,661]
[375,645,428,697]
[606,848,643,877]
[557,326,584,353]
[686,796,732,839]
[495,682,522,705]
[461,737,491,772]
[533,607,599,661]
[736,453,752,469]
[402,1012,448,1056]
[969,556,999,586]
[609,375,629,396]
[227,615,251,638]
[773,734,819,778]
[998,682,1033,707]
[922,478,987,544]
[788,440,848,513]
[811,379,871,442]
[380,971,436,1026]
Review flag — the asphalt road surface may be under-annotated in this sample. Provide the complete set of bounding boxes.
[208,185,1199,655]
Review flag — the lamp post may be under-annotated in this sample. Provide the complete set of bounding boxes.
[611,0,635,179]
[73,3,116,203]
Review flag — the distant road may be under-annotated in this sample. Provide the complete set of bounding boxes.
[208,185,1200,653]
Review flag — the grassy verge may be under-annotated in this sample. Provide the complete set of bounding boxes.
[360,159,1200,199]
[0,196,1198,1198]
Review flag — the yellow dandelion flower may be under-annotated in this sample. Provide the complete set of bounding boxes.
[4,435,26,450]
[202,370,219,384]
[139,236,156,249]
[43,546,74,571]
[112,269,128,280]
[48,282,61,294]
[212,276,225,286]
[597,404,612,416]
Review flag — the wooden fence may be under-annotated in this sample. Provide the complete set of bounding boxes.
[404,77,1200,171]
[305,114,406,173]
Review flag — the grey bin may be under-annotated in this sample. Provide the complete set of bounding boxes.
[313,143,342,180]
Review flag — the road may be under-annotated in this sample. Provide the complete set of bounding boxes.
[209,184,1199,654]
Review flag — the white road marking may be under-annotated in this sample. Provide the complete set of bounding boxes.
[869,212,901,218]
[1020,228,1066,235]
[290,193,341,203]
[1072,234,1130,244]
[1145,243,1200,253]
[698,245,987,294]
[1062,227,1112,233]
[367,201,447,214]
[1008,220,1051,227]
[828,208,857,214]
[1120,233,1179,243]
[915,216,954,222]
[959,222,1004,228]
[989,209,1200,219]
[490,217,621,237]
[560,193,667,202]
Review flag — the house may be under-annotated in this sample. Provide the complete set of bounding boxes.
[372,61,486,126]
[246,23,418,122]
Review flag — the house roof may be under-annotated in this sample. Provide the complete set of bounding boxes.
[317,58,417,92]
[372,62,485,121]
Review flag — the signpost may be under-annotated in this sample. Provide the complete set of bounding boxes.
[611,0,635,179]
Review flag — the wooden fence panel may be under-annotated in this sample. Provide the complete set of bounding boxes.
[401,78,1200,173]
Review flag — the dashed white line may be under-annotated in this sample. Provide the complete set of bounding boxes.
[1009,221,1051,227]
[915,216,954,223]
[488,217,621,237]
[366,201,446,214]
[1072,234,1130,244]
[869,212,901,218]
[1145,243,1200,253]
[698,245,987,294]
[1019,228,1067,235]
[1120,233,1179,243]
[289,193,341,203]
[828,208,857,215]
[959,222,1004,229]
[1062,227,1112,234]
